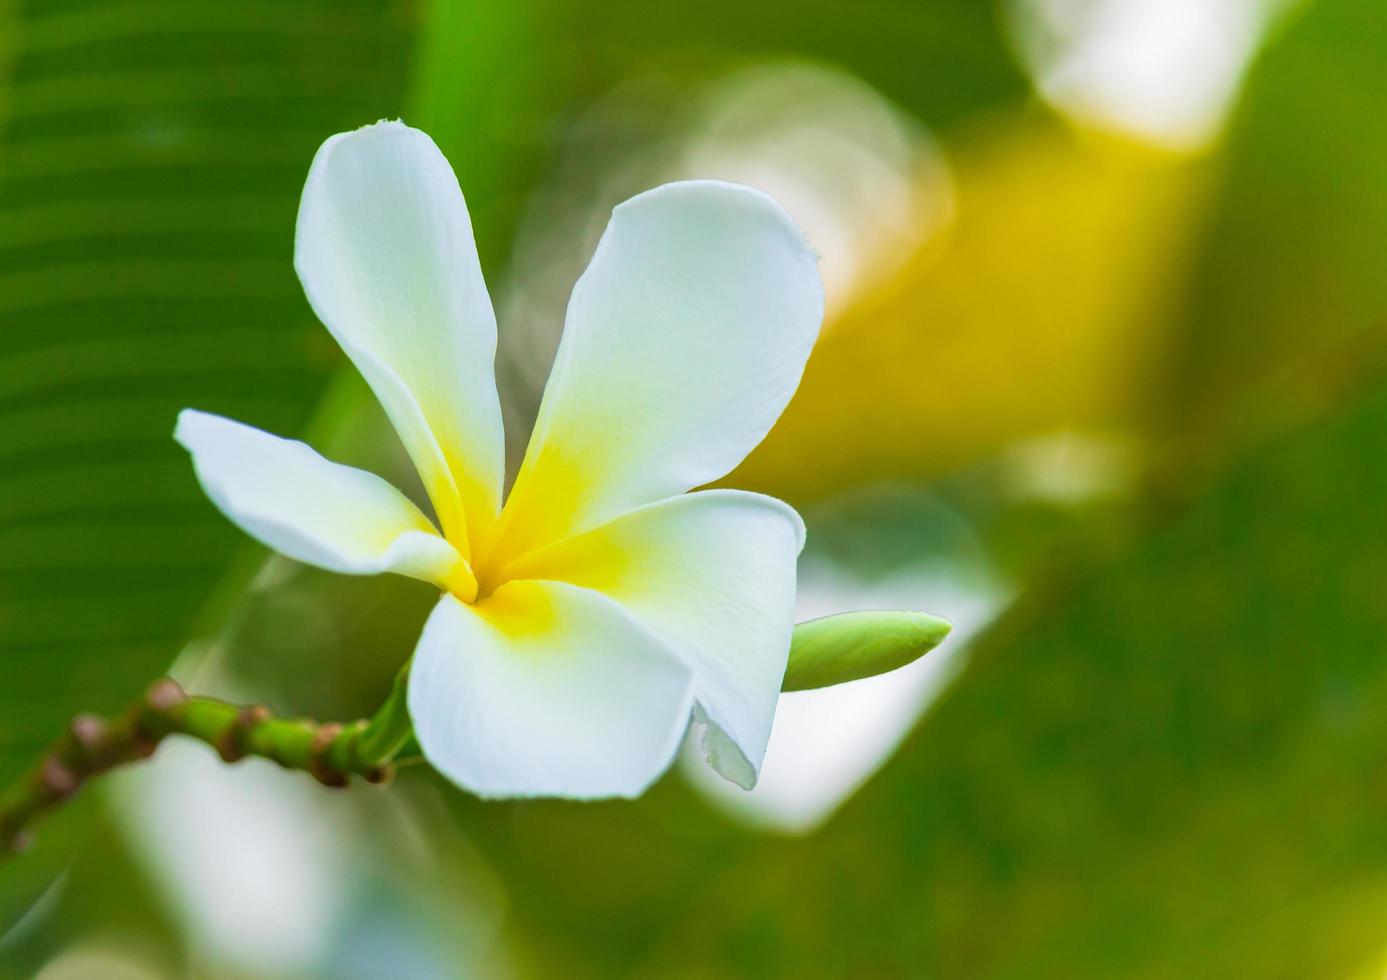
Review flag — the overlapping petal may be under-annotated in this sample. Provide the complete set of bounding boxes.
[485,180,824,568]
[503,490,804,788]
[408,581,695,798]
[295,121,505,556]
[175,410,470,591]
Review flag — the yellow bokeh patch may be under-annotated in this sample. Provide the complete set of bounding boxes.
[728,116,1209,503]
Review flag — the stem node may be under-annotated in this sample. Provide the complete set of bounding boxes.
[0,677,408,859]
[38,758,80,801]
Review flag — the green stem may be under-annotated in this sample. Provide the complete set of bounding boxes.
[0,678,401,859]
[356,663,414,765]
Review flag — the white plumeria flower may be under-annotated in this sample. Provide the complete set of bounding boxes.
[175,120,824,799]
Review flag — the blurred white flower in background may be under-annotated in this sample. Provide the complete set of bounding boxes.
[111,738,353,979]
[1009,0,1293,150]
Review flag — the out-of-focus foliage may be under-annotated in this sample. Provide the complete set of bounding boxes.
[411,0,1029,272]
[0,0,410,944]
[1167,0,1387,433]
[0,0,409,782]
[5,0,1387,977]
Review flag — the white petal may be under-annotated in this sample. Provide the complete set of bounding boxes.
[503,490,804,788]
[175,410,467,589]
[408,583,695,799]
[487,181,823,566]
[295,120,504,554]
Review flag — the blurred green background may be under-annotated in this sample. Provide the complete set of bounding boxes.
[4,0,1387,976]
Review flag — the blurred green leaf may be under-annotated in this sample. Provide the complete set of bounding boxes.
[782,610,951,692]
[1168,0,1387,435]
[0,798,179,980]
[0,0,412,912]
[411,0,1030,276]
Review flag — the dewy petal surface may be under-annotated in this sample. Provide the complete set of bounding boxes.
[487,180,824,567]
[295,120,504,556]
[408,582,695,799]
[175,410,468,589]
[503,490,805,788]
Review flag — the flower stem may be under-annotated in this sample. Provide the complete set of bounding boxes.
[355,663,414,765]
[0,678,398,859]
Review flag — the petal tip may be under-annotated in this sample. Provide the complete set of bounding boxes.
[694,704,762,790]
[361,117,408,132]
[613,180,826,343]
[172,407,225,453]
[614,179,817,254]
[171,407,197,445]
